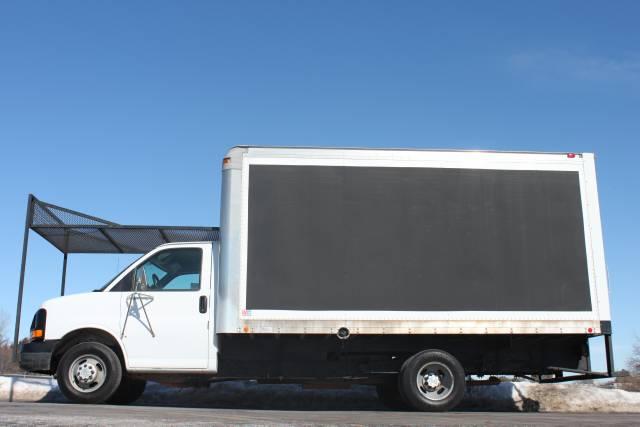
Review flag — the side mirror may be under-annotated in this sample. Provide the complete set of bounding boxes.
[134,268,148,291]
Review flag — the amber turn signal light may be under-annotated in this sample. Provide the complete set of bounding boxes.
[30,329,44,341]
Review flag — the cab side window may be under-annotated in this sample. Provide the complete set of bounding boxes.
[110,271,134,292]
[134,248,202,292]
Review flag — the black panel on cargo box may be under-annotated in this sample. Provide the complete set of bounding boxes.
[246,165,591,311]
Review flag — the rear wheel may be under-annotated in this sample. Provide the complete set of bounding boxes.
[56,342,122,404]
[107,377,146,405]
[398,349,465,412]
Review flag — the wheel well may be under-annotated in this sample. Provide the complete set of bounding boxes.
[51,328,126,374]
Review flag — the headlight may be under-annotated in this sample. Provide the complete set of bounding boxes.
[30,308,46,341]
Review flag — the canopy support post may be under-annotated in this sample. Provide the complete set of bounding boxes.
[60,253,68,296]
[13,194,34,361]
[60,229,69,296]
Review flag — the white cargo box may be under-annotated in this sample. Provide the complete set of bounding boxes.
[217,147,610,336]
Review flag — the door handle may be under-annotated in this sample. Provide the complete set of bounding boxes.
[199,295,208,313]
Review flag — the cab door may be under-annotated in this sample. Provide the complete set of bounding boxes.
[120,244,212,369]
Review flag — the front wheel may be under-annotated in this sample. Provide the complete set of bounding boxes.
[56,342,122,404]
[398,349,465,412]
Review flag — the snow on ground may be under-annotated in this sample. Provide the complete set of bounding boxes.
[463,381,640,412]
[2,375,640,412]
[0,375,64,403]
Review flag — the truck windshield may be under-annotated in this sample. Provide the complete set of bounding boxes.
[94,255,143,292]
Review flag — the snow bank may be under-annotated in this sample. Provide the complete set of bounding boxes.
[2,375,640,412]
[461,381,640,412]
[0,375,64,403]
[512,382,640,412]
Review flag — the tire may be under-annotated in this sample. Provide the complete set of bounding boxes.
[376,381,409,410]
[56,342,123,404]
[107,377,146,405]
[398,349,465,412]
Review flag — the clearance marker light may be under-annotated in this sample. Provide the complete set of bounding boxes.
[567,153,576,158]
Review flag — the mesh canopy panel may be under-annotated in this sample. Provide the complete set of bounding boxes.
[29,197,219,254]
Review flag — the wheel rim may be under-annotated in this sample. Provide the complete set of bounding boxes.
[68,354,108,393]
[415,361,454,401]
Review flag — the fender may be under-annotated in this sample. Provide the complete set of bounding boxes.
[52,326,130,371]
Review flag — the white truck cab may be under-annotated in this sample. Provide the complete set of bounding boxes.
[22,242,218,403]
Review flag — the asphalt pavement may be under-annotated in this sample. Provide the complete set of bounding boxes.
[0,402,639,426]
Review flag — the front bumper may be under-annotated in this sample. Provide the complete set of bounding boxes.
[19,340,58,373]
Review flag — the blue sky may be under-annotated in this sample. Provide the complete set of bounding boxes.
[0,1,638,370]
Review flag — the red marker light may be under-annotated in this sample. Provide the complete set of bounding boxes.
[587,327,593,333]
[567,153,576,159]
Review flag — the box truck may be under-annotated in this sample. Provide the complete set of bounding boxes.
[19,147,613,411]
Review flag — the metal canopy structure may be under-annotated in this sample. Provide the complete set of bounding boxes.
[13,194,219,356]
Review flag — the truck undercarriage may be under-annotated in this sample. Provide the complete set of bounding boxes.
[217,333,613,383]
